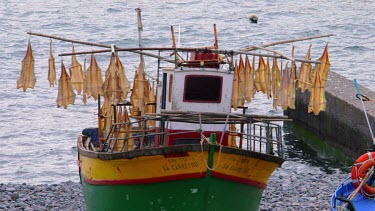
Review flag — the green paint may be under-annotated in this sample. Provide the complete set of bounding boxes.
[206,133,216,178]
[284,121,352,172]
[81,177,263,211]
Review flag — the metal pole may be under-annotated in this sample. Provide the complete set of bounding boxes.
[354,79,375,148]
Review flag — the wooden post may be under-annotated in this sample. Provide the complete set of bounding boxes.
[213,24,219,49]
[171,26,176,48]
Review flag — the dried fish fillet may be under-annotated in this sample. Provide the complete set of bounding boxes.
[86,53,104,100]
[48,41,56,87]
[308,44,330,115]
[296,45,312,93]
[147,81,157,127]
[69,47,84,95]
[231,62,239,110]
[17,40,36,91]
[278,63,290,110]
[287,47,296,109]
[130,56,148,116]
[56,61,76,109]
[255,56,267,94]
[244,55,254,102]
[266,57,272,99]
[103,54,123,105]
[271,57,281,110]
[82,58,87,105]
[115,54,131,100]
[237,55,245,107]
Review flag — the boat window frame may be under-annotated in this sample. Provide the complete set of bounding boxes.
[182,74,223,103]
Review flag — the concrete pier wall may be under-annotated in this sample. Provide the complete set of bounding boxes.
[285,71,375,157]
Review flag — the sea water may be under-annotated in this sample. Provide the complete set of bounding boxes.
[0,0,374,184]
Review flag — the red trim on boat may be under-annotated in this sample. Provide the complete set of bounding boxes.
[211,171,267,189]
[84,172,206,185]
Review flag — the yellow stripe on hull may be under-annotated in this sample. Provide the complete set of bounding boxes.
[212,152,279,185]
[80,152,207,181]
[79,150,278,187]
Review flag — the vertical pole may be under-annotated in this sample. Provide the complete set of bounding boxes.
[171,26,176,48]
[159,73,168,145]
[213,24,218,49]
[239,107,245,149]
[206,133,216,178]
[135,8,143,48]
[266,123,274,155]
[98,95,102,149]
[354,79,375,148]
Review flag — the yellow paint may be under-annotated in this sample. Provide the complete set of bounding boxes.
[212,153,278,184]
[80,152,207,180]
[80,150,277,185]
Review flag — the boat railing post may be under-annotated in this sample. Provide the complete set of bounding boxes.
[277,125,283,157]
[266,122,274,155]
[246,122,250,151]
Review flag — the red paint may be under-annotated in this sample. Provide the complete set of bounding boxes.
[165,152,190,158]
[84,172,206,185]
[211,171,267,189]
[187,52,220,68]
[164,129,229,146]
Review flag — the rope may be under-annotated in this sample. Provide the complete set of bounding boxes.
[199,133,223,171]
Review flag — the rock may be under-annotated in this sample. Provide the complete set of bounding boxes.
[10,192,19,201]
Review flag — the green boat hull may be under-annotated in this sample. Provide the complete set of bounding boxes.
[81,176,263,211]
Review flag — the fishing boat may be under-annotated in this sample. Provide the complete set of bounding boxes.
[331,80,375,211]
[78,90,286,211]
[17,8,334,211]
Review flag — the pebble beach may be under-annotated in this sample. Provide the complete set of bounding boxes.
[0,161,348,211]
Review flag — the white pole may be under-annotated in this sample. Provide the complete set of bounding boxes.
[354,79,375,147]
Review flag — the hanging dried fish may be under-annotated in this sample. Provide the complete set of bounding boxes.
[115,54,131,100]
[103,54,123,105]
[252,56,256,98]
[287,47,296,109]
[278,63,290,110]
[100,99,112,138]
[266,57,272,99]
[130,56,148,116]
[228,123,238,148]
[231,62,239,110]
[308,44,330,115]
[86,53,104,101]
[237,55,245,107]
[48,40,56,87]
[56,61,76,109]
[244,55,254,103]
[296,45,312,93]
[69,47,84,95]
[82,58,87,105]
[17,40,36,92]
[271,57,282,110]
[255,56,267,94]
[147,81,157,128]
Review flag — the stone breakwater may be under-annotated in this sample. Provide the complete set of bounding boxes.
[0,165,348,211]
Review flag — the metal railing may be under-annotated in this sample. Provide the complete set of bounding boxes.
[96,112,284,158]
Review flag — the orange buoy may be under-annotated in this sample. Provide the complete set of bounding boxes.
[351,152,375,197]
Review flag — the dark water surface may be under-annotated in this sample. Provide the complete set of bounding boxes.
[1,0,374,184]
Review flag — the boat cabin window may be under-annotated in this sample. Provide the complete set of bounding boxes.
[183,75,222,103]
